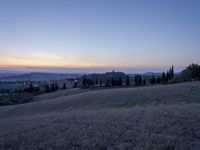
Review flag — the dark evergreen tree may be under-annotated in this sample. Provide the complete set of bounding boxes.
[73,81,77,88]
[156,76,161,84]
[106,79,111,87]
[134,75,138,85]
[95,78,98,85]
[166,71,170,82]
[111,76,115,86]
[63,83,66,90]
[51,83,55,92]
[119,76,122,86]
[162,72,166,82]
[171,65,174,78]
[100,80,102,86]
[143,79,146,85]
[134,74,142,85]
[55,82,59,90]
[45,84,50,92]
[29,82,33,92]
[126,75,130,86]
[82,76,87,88]
[150,76,156,85]
[138,75,142,84]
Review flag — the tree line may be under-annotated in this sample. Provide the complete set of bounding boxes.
[25,81,77,93]
[82,66,175,88]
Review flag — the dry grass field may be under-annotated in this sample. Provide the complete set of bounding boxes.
[0,82,200,150]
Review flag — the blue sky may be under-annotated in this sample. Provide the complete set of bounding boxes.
[0,0,200,73]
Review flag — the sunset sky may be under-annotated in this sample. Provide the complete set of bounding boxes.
[0,0,200,73]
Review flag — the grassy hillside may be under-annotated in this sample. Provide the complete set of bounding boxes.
[0,82,200,149]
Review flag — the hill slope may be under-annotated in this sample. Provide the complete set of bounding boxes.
[0,82,200,150]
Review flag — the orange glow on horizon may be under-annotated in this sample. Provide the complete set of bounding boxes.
[0,56,176,72]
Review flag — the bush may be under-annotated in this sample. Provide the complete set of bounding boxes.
[181,64,200,81]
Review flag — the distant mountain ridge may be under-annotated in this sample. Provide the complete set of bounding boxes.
[0,72,82,81]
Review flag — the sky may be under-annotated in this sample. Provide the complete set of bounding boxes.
[0,0,200,73]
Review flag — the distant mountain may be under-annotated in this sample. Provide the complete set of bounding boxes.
[0,72,82,81]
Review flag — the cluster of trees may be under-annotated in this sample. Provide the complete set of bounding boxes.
[134,74,142,85]
[25,82,40,93]
[81,64,200,89]
[110,76,122,86]
[44,82,59,93]
[150,66,174,85]
[161,66,174,82]
[82,75,124,88]
[26,82,70,93]
[82,76,95,88]
[182,64,200,80]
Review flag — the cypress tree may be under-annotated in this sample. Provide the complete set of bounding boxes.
[143,79,146,85]
[172,65,174,79]
[82,76,87,88]
[166,71,170,82]
[119,76,122,86]
[45,84,50,92]
[55,82,59,90]
[156,76,161,84]
[111,76,115,86]
[126,75,130,86]
[100,80,102,86]
[73,81,77,88]
[134,74,138,85]
[138,75,142,84]
[151,75,156,85]
[95,78,98,85]
[51,84,55,92]
[29,82,33,92]
[162,72,166,82]
[63,83,66,90]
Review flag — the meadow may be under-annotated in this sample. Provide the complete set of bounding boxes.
[0,81,200,150]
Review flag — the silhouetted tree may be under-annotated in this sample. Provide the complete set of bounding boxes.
[45,84,50,92]
[138,75,142,84]
[171,65,174,79]
[55,82,59,90]
[106,79,111,87]
[82,76,87,88]
[150,75,156,85]
[63,83,66,90]
[134,75,138,84]
[119,76,122,86]
[156,76,161,84]
[73,81,77,88]
[126,75,130,86]
[95,78,98,85]
[134,74,142,85]
[162,72,166,82]
[111,76,115,86]
[51,84,55,92]
[28,82,33,92]
[143,79,146,85]
[100,80,102,86]
[166,71,170,82]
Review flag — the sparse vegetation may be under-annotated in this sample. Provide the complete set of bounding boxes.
[0,92,33,106]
